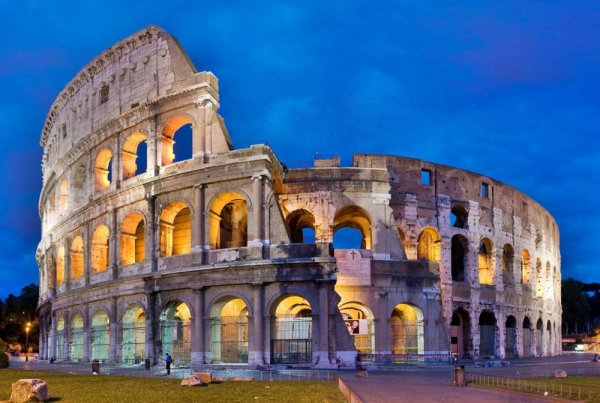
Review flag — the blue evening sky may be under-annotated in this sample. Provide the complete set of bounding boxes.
[0,1,598,298]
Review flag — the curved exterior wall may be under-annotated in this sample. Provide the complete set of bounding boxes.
[37,26,561,367]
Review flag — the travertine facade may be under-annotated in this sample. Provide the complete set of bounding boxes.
[37,26,561,368]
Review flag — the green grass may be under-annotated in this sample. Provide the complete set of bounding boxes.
[0,369,345,403]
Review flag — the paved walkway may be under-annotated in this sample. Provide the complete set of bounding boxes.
[339,370,571,402]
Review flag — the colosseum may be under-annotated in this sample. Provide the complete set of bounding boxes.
[36,26,561,369]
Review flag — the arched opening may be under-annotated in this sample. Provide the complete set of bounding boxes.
[286,209,316,243]
[391,303,424,354]
[59,179,69,215]
[209,192,248,249]
[505,316,517,358]
[122,132,148,179]
[160,301,192,366]
[91,310,109,362]
[56,246,65,286]
[450,205,468,228]
[122,305,145,364]
[478,238,494,285]
[70,236,84,280]
[162,116,193,165]
[70,313,84,362]
[92,225,110,273]
[333,206,371,250]
[271,295,312,364]
[522,317,532,357]
[545,261,552,298]
[160,201,191,256]
[339,302,374,354]
[333,227,364,249]
[48,192,56,224]
[95,148,113,192]
[546,320,552,355]
[478,310,496,357]
[451,235,468,282]
[56,317,65,360]
[521,249,531,284]
[417,227,441,262]
[121,213,145,265]
[450,308,471,358]
[502,244,515,285]
[536,318,544,356]
[210,297,248,363]
[535,258,543,297]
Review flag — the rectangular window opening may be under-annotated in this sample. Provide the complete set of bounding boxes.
[481,182,489,198]
[421,169,431,186]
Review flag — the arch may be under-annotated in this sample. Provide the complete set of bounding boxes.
[95,148,113,192]
[417,227,440,262]
[122,304,146,364]
[160,301,192,365]
[450,308,471,358]
[535,258,543,297]
[339,302,375,354]
[536,318,544,356]
[502,244,515,285]
[545,261,552,298]
[161,115,193,165]
[271,295,312,364]
[70,312,84,362]
[521,249,531,284]
[505,315,517,358]
[391,303,424,354]
[478,238,494,285]
[522,316,532,357]
[59,179,69,215]
[121,213,145,265]
[209,296,249,363]
[70,236,84,280]
[450,205,468,228]
[160,201,192,256]
[286,209,316,243]
[478,310,496,357]
[56,317,65,360]
[333,205,371,250]
[546,320,552,356]
[122,131,148,179]
[92,225,110,272]
[56,245,65,286]
[208,192,248,249]
[91,309,110,361]
[451,235,468,282]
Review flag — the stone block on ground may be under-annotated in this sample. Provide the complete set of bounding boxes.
[193,371,212,384]
[180,375,206,387]
[10,379,49,402]
[552,370,567,378]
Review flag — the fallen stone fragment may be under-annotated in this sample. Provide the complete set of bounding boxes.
[180,375,206,387]
[10,379,49,402]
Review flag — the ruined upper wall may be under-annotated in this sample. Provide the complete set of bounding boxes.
[40,25,199,175]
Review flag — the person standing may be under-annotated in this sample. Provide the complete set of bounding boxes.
[165,353,172,375]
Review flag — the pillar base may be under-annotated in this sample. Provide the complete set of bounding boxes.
[248,351,264,366]
[335,350,357,368]
[191,352,206,367]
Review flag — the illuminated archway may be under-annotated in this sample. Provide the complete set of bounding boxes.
[122,132,148,179]
[95,148,112,192]
[91,310,110,361]
[70,312,84,362]
[121,213,145,265]
[535,258,543,297]
[122,304,145,364]
[160,201,191,256]
[339,302,374,354]
[417,227,440,262]
[56,246,65,286]
[271,295,312,364]
[92,225,110,272]
[209,192,248,249]
[161,115,193,165]
[56,317,65,360]
[333,206,371,250]
[521,249,531,284]
[286,209,316,243]
[391,303,424,354]
[160,301,192,365]
[478,238,494,285]
[210,297,248,363]
[70,236,84,280]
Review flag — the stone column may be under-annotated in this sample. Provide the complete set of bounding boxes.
[109,297,118,363]
[83,305,90,362]
[49,314,56,361]
[85,223,92,286]
[114,136,121,189]
[249,284,264,365]
[249,174,265,247]
[191,288,205,366]
[191,185,205,258]
[145,292,156,364]
[110,209,119,280]
[38,316,45,360]
[64,239,71,291]
[374,293,391,354]
[63,312,70,361]
[315,282,330,366]
[147,196,157,273]
[496,312,505,358]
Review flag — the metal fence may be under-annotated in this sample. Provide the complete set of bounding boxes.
[467,371,600,401]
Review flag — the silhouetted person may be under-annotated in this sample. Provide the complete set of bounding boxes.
[165,353,172,375]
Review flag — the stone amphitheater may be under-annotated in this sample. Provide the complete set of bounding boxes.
[36,26,561,368]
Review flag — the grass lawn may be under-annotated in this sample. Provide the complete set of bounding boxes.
[0,369,345,403]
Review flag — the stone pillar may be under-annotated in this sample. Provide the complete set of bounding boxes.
[249,174,265,247]
[315,282,330,366]
[372,194,391,260]
[85,223,92,286]
[83,305,90,362]
[49,314,56,361]
[147,196,158,273]
[63,312,70,361]
[249,284,264,365]
[110,209,119,280]
[38,316,45,360]
[191,185,205,256]
[64,239,71,291]
[496,312,505,358]
[191,288,205,366]
[193,103,207,159]
[374,293,391,354]
[113,137,121,190]
[109,297,118,363]
[471,309,480,359]
[145,292,156,364]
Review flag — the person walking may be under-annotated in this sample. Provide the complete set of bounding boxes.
[165,353,172,375]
